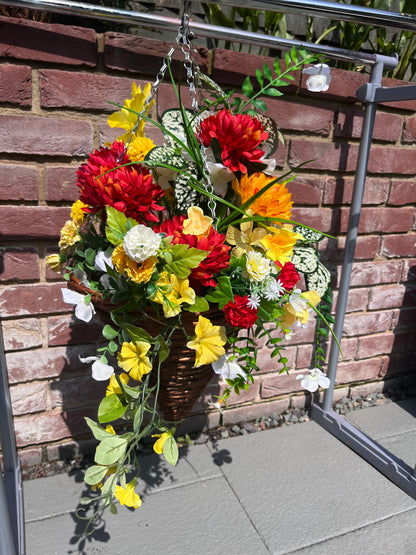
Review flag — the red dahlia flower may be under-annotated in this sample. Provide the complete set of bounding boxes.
[76,140,164,223]
[155,215,230,288]
[223,295,258,329]
[276,261,300,290]
[198,109,269,173]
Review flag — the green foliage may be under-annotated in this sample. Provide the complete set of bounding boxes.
[164,244,208,278]
[105,206,137,246]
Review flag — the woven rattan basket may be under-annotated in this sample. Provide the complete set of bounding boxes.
[68,276,222,421]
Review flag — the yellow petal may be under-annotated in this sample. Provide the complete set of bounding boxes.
[182,206,213,236]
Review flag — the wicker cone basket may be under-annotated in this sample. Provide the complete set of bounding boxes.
[67,276,222,421]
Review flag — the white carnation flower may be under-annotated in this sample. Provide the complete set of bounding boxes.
[245,251,271,282]
[303,63,332,92]
[123,224,161,263]
[296,368,330,392]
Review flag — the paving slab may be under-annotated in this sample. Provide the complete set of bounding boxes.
[208,420,416,554]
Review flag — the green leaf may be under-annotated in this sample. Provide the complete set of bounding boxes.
[251,98,268,111]
[105,206,137,246]
[273,57,282,75]
[85,417,117,442]
[205,276,234,309]
[165,244,207,279]
[84,464,109,486]
[185,296,210,313]
[85,248,96,267]
[95,435,128,465]
[154,336,170,363]
[163,434,179,466]
[98,394,127,424]
[263,62,273,82]
[255,68,264,87]
[102,324,119,341]
[263,88,283,97]
[109,503,118,515]
[122,323,153,343]
[242,75,254,98]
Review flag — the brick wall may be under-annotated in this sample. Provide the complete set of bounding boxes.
[0,16,415,467]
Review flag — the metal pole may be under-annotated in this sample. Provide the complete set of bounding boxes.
[0,323,25,555]
[0,475,16,555]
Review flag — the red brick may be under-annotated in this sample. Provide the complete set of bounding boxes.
[339,207,414,234]
[324,176,390,205]
[48,314,103,346]
[291,207,333,233]
[368,285,406,310]
[333,288,369,312]
[404,116,416,143]
[40,70,148,111]
[0,115,93,156]
[261,370,305,398]
[368,146,416,175]
[50,376,106,409]
[10,382,47,416]
[0,16,96,67]
[104,33,208,74]
[358,332,396,359]
[268,100,334,136]
[289,139,359,172]
[296,344,313,369]
[381,234,416,258]
[256,345,297,374]
[0,163,38,201]
[337,337,358,361]
[335,358,382,384]
[0,64,31,106]
[45,166,78,202]
[380,353,416,377]
[343,311,392,337]
[289,176,323,205]
[335,108,402,142]
[2,318,42,351]
[378,75,416,112]
[14,407,96,447]
[222,398,290,426]
[0,282,68,317]
[323,235,380,261]
[347,260,402,287]
[0,248,39,281]
[6,344,96,383]
[388,180,416,206]
[19,448,42,468]
[402,258,416,281]
[0,206,70,240]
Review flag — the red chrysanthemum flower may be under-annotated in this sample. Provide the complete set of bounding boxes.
[223,295,258,329]
[155,216,231,289]
[276,261,300,290]
[76,140,164,223]
[198,109,269,173]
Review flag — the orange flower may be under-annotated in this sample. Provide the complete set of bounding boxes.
[112,244,157,284]
[232,172,292,221]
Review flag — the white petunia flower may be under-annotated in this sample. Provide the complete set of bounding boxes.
[61,288,95,323]
[245,251,271,282]
[303,63,332,92]
[123,224,161,264]
[153,166,177,190]
[95,250,114,272]
[207,162,235,196]
[288,288,307,313]
[296,368,330,392]
[212,354,246,380]
[79,355,114,381]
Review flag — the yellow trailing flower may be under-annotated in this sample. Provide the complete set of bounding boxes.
[261,226,304,265]
[59,220,80,251]
[106,373,129,396]
[107,82,154,142]
[70,200,88,225]
[117,341,152,381]
[152,429,174,454]
[105,425,116,435]
[45,253,62,272]
[225,211,267,257]
[127,136,155,162]
[112,244,157,284]
[182,206,213,236]
[152,271,196,318]
[114,479,142,509]
[280,290,321,329]
[187,315,227,367]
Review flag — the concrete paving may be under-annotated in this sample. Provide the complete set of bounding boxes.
[23,400,416,555]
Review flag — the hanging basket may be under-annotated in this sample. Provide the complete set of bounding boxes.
[67,276,222,421]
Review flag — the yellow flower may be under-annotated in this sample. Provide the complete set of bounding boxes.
[59,220,80,250]
[112,244,157,284]
[70,200,88,225]
[187,316,227,367]
[280,290,321,328]
[114,479,142,509]
[261,226,304,264]
[232,172,292,221]
[107,82,154,141]
[152,272,195,318]
[245,251,271,282]
[45,253,62,272]
[127,136,155,162]
[182,206,213,236]
[105,425,116,435]
[225,212,267,257]
[106,373,129,396]
[152,430,174,454]
[117,341,152,381]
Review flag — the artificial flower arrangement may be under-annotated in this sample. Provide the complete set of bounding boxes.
[47,47,334,524]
